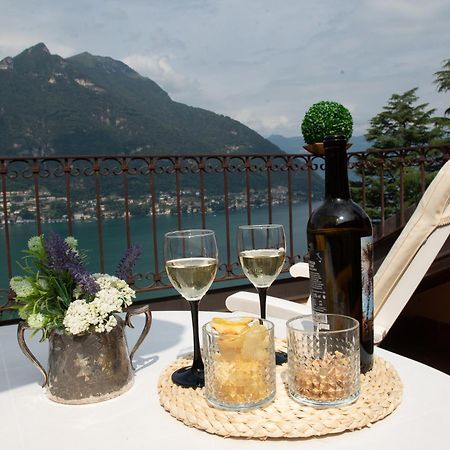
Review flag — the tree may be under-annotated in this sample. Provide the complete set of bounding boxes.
[365,88,444,148]
[353,88,446,223]
[434,58,450,115]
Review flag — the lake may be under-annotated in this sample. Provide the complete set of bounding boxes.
[0,201,319,298]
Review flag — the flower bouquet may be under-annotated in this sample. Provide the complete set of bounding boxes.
[11,233,140,338]
[13,233,152,404]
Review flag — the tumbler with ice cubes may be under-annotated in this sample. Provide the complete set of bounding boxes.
[202,317,276,410]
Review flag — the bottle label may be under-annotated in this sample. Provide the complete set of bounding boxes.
[308,250,327,323]
[361,236,374,331]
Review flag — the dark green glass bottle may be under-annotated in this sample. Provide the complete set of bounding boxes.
[307,135,374,373]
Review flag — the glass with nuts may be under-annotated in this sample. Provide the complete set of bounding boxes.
[202,317,276,410]
[287,314,360,407]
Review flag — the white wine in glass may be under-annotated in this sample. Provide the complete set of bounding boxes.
[166,257,218,301]
[237,224,287,365]
[239,248,285,288]
[165,230,218,388]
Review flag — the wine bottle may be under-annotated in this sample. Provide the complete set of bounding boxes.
[307,135,374,373]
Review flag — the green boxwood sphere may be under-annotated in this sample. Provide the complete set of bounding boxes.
[301,101,353,144]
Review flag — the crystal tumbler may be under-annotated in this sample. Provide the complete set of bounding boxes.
[287,314,360,407]
[202,317,276,410]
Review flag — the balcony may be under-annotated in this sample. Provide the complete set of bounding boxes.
[0,144,449,371]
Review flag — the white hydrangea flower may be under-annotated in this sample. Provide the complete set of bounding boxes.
[92,288,123,317]
[10,276,35,298]
[105,315,117,332]
[93,274,135,307]
[95,315,117,333]
[28,236,43,253]
[65,274,135,335]
[63,300,98,335]
[27,313,45,329]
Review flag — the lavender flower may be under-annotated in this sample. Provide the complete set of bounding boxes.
[115,244,142,281]
[44,232,98,295]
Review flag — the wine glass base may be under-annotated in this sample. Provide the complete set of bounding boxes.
[171,366,205,388]
[275,351,287,365]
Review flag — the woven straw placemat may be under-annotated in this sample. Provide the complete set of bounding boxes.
[158,346,403,439]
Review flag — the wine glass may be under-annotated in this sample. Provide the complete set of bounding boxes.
[164,229,218,388]
[237,224,287,365]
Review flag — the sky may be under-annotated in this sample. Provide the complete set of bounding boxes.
[1,0,449,137]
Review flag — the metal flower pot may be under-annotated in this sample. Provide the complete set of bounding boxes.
[17,304,152,404]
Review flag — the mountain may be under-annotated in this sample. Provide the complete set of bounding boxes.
[267,135,304,153]
[0,43,280,156]
[267,134,372,153]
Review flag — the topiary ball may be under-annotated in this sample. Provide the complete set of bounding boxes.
[301,101,353,144]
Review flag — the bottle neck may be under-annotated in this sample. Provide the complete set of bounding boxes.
[325,146,350,200]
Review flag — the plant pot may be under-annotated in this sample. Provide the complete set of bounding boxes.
[17,304,152,404]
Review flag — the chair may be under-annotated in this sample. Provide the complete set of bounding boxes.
[226,160,450,344]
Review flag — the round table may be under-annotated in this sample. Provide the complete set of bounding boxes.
[0,310,449,450]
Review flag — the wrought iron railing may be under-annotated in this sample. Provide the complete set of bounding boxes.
[1,144,449,316]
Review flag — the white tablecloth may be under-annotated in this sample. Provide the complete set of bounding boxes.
[0,311,449,450]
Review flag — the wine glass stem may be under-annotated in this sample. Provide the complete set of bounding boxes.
[257,287,268,319]
[188,300,204,372]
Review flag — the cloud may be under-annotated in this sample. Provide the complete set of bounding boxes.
[0,0,449,137]
[0,33,75,58]
[123,53,201,99]
[124,55,181,88]
[365,0,448,20]
[231,108,293,136]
